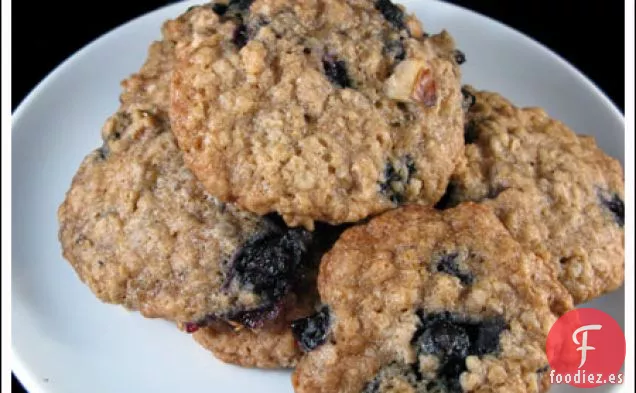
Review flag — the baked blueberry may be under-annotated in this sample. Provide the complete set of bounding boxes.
[322,55,351,89]
[232,23,249,48]
[226,227,313,303]
[291,306,331,352]
[379,155,416,204]
[599,191,624,227]
[211,2,228,16]
[454,49,466,65]
[375,0,405,30]
[433,252,474,285]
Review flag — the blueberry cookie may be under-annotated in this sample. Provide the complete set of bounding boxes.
[57,18,317,338]
[439,87,625,304]
[292,204,573,393]
[170,0,464,228]
[58,104,316,330]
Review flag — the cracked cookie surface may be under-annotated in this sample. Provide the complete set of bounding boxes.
[292,204,573,393]
[170,0,464,228]
[440,87,625,304]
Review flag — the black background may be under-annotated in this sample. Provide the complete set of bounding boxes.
[10,0,625,391]
[12,1,625,112]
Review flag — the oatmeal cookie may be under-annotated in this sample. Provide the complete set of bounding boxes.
[58,18,317,332]
[439,87,625,304]
[58,104,315,329]
[170,0,464,228]
[292,204,573,393]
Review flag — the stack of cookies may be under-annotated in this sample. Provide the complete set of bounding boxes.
[58,0,625,392]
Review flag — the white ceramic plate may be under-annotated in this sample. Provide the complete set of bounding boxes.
[12,1,625,392]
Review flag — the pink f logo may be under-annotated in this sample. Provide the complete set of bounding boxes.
[572,324,602,368]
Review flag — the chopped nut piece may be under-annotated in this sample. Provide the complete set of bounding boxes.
[384,60,436,106]
[412,68,437,106]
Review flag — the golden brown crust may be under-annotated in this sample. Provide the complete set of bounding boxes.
[293,204,573,393]
[194,326,301,368]
[447,87,625,303]
[170,1,464,228]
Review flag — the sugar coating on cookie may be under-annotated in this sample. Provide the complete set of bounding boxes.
[170,0,464,228]
[292,204,573,393]
[441,87,624,304]
[58,16,315,330]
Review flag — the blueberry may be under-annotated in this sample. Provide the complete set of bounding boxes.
[291,306,330,351]
[599,192,624,227]
[226,302,283,329]
[435,252,474,285]
[463,120,479,144]
[187,225,313,330]
[454,50,466,65]
[471,317,507,355]
[322,55,351,88]
[385,40,406,62]
[406,155,416,177]
[379,155,416,204]
[375,0,405,30]
[225,226,313,304]
[232,23,249,49]
[228,0,253,11]
[413,311,507,389]
[380,163,399,203]
[185,305,283,331]
[415,318,470,359]
[211,3,228,16]
[437,361,465,393]
[214,0,254,20]
[461,87,476,112]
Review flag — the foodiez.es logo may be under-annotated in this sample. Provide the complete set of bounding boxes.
[546,308,625,388]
